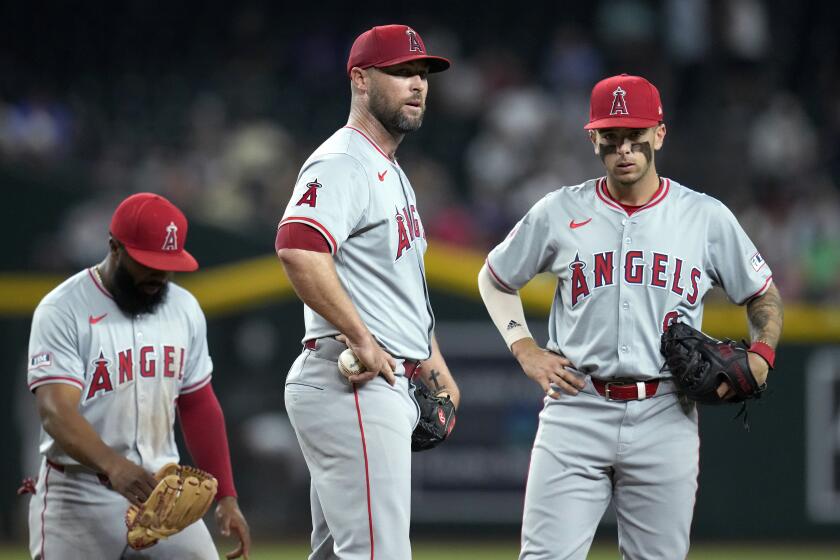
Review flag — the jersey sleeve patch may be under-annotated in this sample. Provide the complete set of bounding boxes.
[29,352,52,370]
[750,252,766,272]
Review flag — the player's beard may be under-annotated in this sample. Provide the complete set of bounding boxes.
[369,88,424,135]
[111,261,169,317]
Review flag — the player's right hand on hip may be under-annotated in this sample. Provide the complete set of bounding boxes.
[511,338,584,398]
[337,334,397,386]
[103,455,158,506]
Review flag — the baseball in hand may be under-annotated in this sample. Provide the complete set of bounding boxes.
[338,348,364,378]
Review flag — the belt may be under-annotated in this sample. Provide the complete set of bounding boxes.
[47,459,111,486]
[304,338,420,380]
[592,378,661,401]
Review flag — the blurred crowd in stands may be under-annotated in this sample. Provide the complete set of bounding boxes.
[2,0,838,302]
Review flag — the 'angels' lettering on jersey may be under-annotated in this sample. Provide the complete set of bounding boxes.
[85,344,185,402]
[568,250,702,308]
[395,205,424,260]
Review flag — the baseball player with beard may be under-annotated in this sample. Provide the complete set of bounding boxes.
[25,193,250,559]
[275,24,460,560]
[478,74,783,559]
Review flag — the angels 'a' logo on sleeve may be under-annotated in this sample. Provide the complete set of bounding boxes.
[296,179,322,208]
[750,252,766,272]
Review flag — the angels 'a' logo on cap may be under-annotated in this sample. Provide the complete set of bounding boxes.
[162,222,179,251]
[610,86,629,116]
[406,28,423,53]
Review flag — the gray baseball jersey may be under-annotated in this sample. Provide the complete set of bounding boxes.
[487,177,772,380]
[26,267,217,558]
[279,126,434,360]
[487,176,772,559]
[27,268,213,469]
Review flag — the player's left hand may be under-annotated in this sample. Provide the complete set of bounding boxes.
[215,496,251,559]
[716,352,770,399]
[512,338,585,398]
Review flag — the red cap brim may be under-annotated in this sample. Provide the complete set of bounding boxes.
[373,54,451,73]
[124,245,199,272]
[584,116,661,130]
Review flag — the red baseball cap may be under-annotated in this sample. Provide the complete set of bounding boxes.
[584,74,663,130]
[346,24,450,77]
[109,193,198,272]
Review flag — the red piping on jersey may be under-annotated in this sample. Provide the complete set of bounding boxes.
[40,462,52,560]
[596,177,670,215]
[740,275,773,305]
[485,260,516,293]
[181,375,213,395]
[344,126,393,162]
[353,386,375,560]
[279,217,337,254]
[87,268,113,299]
[29,376,85,392]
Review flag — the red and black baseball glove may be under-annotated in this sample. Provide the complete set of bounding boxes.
[660,321,766,404]
[412,381,456,452]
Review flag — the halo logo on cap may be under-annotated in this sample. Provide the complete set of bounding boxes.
[162,222,179,251]
[610,86,629,116]
[407,28,422,52]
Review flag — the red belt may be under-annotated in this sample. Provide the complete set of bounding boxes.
[304,339,420,379]
[592,378,660,401]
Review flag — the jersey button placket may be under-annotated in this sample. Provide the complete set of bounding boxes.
[618,219,633,367]
[133,319,145,461]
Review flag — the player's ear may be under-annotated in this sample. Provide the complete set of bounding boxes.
[108,236,119,256]
[589,130,599,155]
[349,67,369,93]
[653,123,666,150]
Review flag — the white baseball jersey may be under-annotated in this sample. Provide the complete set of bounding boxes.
[487,177,772,380]
[27,268,213,470]
[279,126,434,360]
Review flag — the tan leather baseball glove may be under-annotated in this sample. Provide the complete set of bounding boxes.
[125,463,218,550]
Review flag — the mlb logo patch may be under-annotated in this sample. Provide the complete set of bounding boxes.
[750,252,766,272]
[29,352,52,369]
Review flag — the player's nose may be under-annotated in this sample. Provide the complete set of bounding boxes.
[617,137,633,154]
[407,74,426,92]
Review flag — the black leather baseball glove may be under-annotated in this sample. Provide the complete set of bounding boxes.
[660,321,765,404]
[412,381,456,452]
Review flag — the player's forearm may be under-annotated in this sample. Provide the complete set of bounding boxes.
[419,335,460,408]
[477,264,533,349]
[178,384,237,499]
[277,248,370,342]
[746,282,783,348]
[36,386,125,473]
